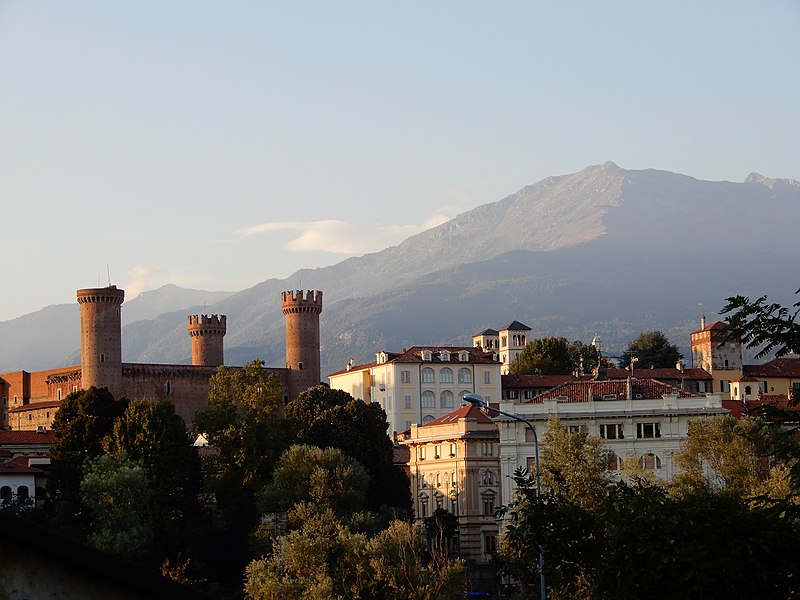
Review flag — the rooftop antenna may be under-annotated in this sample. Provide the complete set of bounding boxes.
[106,264,111,286]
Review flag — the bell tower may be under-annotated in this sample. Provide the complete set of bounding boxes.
[282,290,322,398]
[77,285,125,398]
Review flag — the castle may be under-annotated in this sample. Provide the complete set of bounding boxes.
[0,285,323,431]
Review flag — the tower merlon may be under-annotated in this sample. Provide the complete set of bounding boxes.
[281,289,323,314]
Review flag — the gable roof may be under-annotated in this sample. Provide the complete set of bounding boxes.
[743,357,800,378]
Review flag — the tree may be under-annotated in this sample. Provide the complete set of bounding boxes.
[721,288,800,359]
[194,360,291,526]
[258,445,370,517]
[80,452,154,561]
[509,338,603,376]
[104,398,206,568]
[620,330,682,369]
[47,387,128,535]
[285,385,411,513]
[540,416,613,511]
[671,414,799,500]
[509,337,574,375]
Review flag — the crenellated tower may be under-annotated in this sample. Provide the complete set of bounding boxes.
[188,314,227,367]
[77,285,125,398]
[282,290,322,398]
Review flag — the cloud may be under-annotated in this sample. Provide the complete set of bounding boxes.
[235,216,451,255]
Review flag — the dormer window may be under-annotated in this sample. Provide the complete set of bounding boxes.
[421,350,432,361]
[459,351,469,362]
[376,352,388,365]
[440,350,450,361]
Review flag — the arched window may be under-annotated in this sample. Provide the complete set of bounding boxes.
[17,486,29,500]
[0,486,11,502]
[421,368,435,384]
[482,470,494,485]
[458,368,472,384]
[745,385,752,396]
[440,368,453,383]
[440,390,454,409]
[638,453,662,470]
[421,391,436,408]
[422,415,435,424]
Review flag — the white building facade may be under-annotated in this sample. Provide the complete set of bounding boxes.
[329,346,502,437]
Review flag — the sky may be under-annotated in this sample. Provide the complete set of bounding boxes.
[1,1,798,321]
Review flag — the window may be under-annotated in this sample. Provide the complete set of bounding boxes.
[401,370,411,384]
[483,497,495,515]
[638,453,662,470]
[57,389,61,401]
[449,443,457,457]
[482,470,494,485]
[421,391,435,408]
[484,371,491,384]
[526,456,537,473]
[484,533,497,554]
[524,390,535,400]
[637,422,661,439]
[422,415,435,424]
[100,353,105,363]
[405,420,412,430]
[421,368,435,384]
[458,368,472,384]
[481,442,493,456]
[440,351,450,361]
[721,380,731,393]
[435,446,442,460]
[0,486,11,502]
[440,368,453,383]
[697,381,708,393]
[567,425,587,435]
[506,390,519,399]
[419,447,426,461]
[599,423,624,440]
[608,454,622,471]
[405,395,412,409]
[420,499,428,518]
[440,390,454,408]
[759,381,768,393]
[525,427,536,443]
[17,486,29,500]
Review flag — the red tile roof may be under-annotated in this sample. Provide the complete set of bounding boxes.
[503,374,575,389]
[605,368,712,381]
[8,400,61,413]
[421,404,496,427]
[0,431,55,445]
[691,320,727,334]
[328,346,499,376]
[530,378,697,403]
[743,358,800,378]
[723,393,797,419]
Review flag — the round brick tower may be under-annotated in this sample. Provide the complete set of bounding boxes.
[77,285,125,398]
[282,289,322,398]
[187,314,227,366]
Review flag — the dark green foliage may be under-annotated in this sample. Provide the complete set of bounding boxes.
[509,338,603,376]
[285,385,411,513]
[721,288,800,359]
[47,387,128,532]
[499,472,800,600]
[620,330,682,369]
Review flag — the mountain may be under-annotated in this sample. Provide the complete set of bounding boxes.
[3,163,798,378]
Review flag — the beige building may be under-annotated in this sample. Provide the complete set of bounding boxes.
[328,346,502,437]
[492,377,727,502]
[399,404,500,584]
[473,321,531,374]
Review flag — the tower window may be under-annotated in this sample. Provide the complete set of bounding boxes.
[100,353,105,363]
[298,362,304,370]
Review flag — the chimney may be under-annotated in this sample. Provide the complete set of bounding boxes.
[700,315,706,330]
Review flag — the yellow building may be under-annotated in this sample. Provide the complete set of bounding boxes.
[328,346,502,438]
[399,404,500,590]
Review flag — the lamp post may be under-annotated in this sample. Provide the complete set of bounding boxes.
[463,393,546,600]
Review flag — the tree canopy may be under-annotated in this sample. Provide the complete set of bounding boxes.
[620,330,682,369]
[721,288,800,359]
[285,385,411,513]
[509,337,602,376]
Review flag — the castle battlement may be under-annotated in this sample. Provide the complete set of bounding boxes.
[282,290,323,314]
[76,285,125,305]
[187,314,227,333]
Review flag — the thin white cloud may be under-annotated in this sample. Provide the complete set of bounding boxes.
[235,216,452,255]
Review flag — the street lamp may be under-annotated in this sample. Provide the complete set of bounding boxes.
[463,393,546,600]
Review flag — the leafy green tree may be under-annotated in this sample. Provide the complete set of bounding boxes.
[509,337,574,375]
[368,520,465,600]
[721,288,800,359]
[620,330,682,369]
[540,416,613,511]
[285,385,411,513]
[671,414,799,499]
[80,452,154,561]
[258,445,370,516]
[104,398,206,567]
[245,504,372,600]
[194,360,291,529]
[47,387,128,534]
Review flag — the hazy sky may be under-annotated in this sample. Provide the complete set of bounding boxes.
[1,1,797,321]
